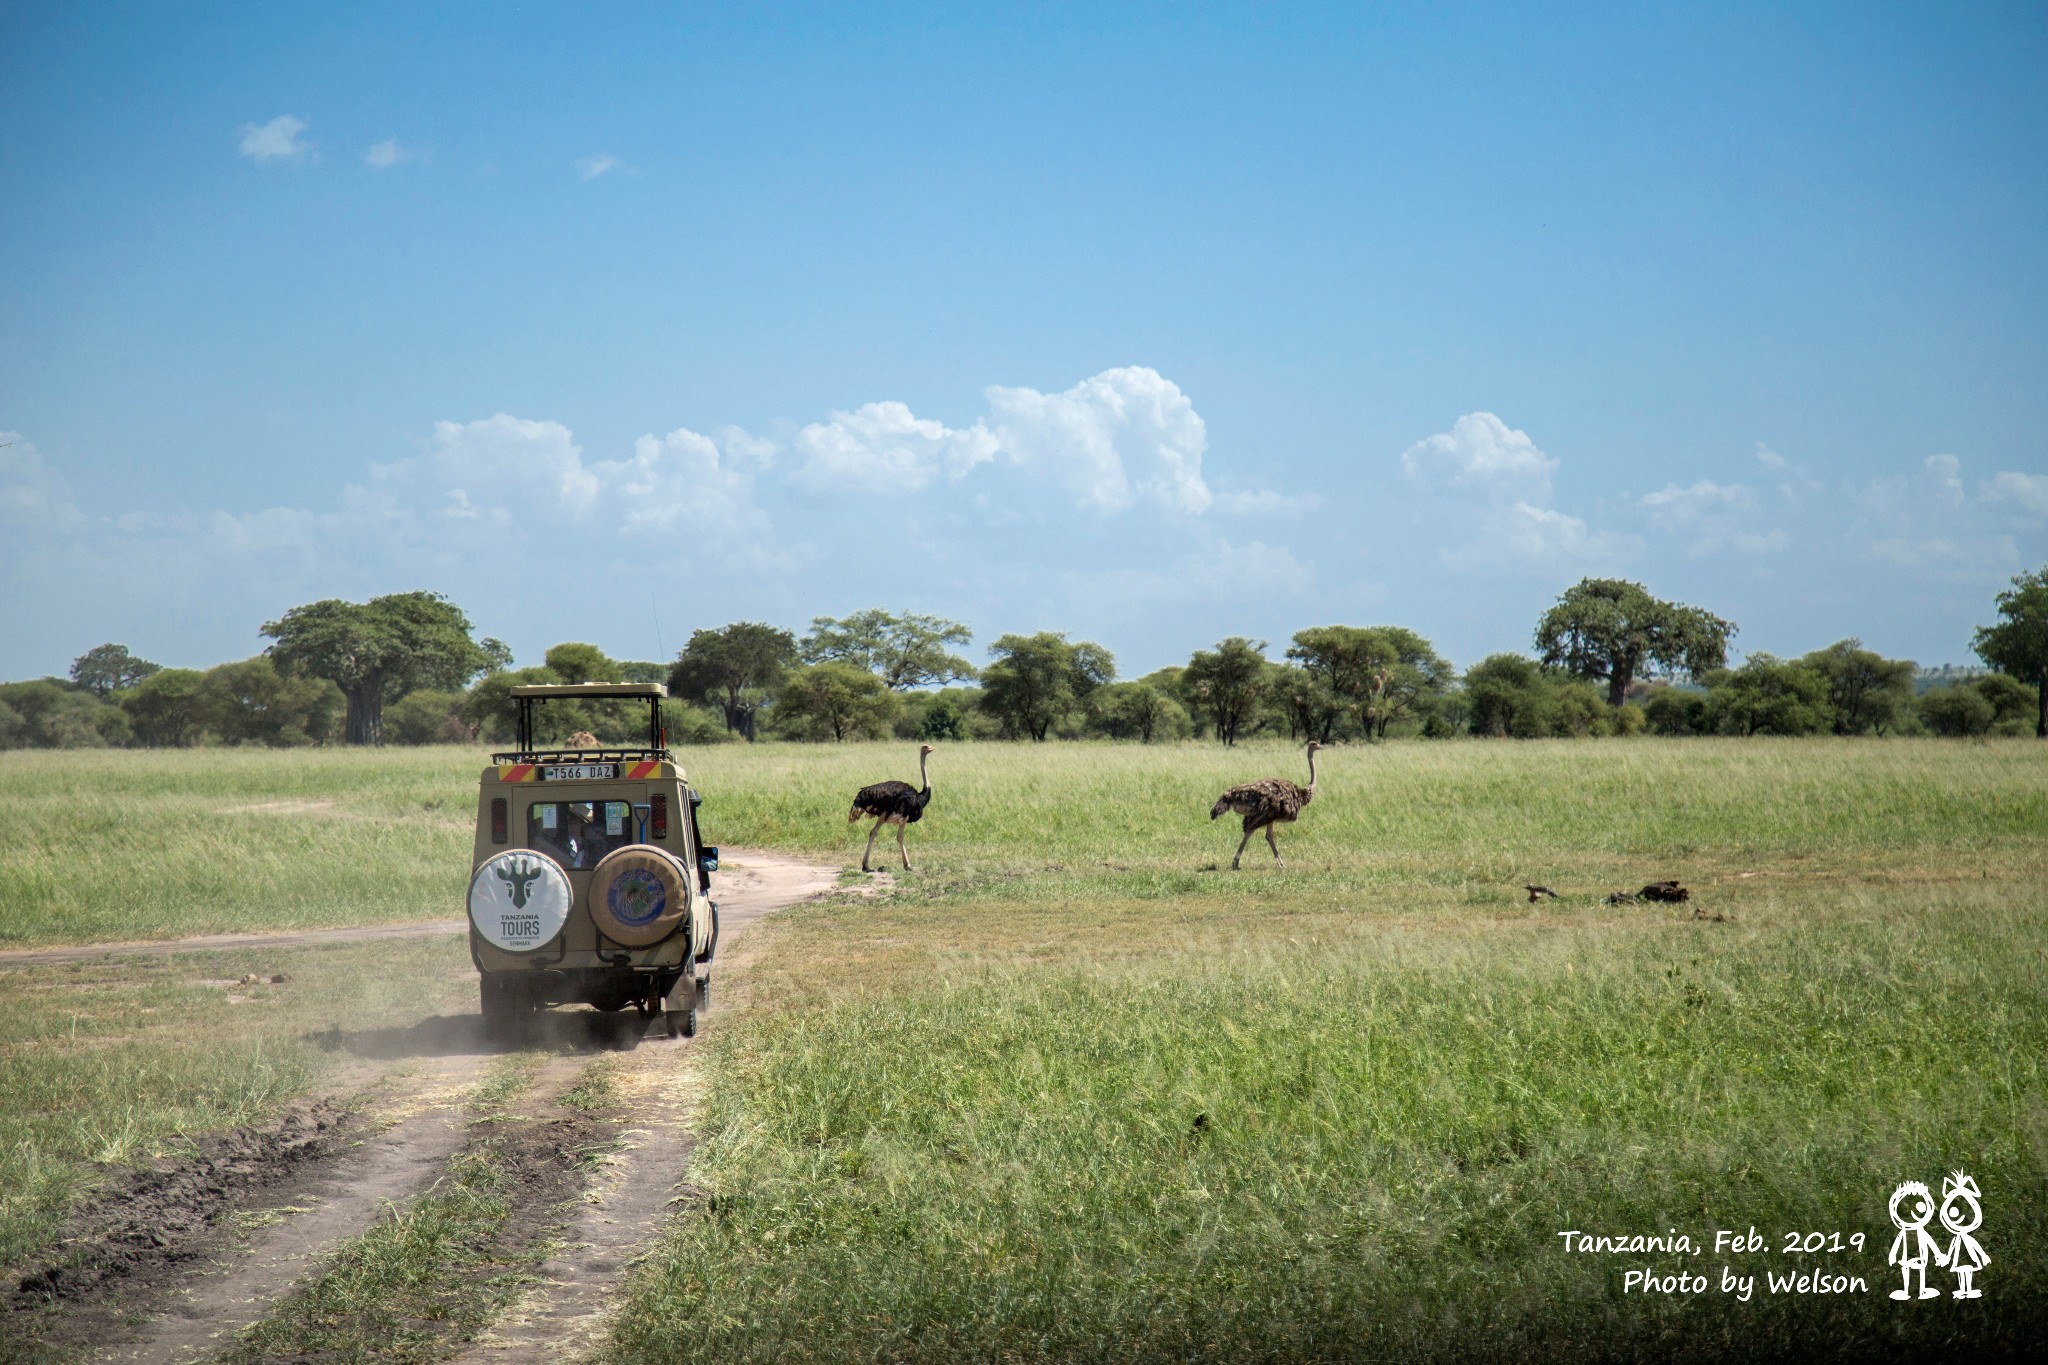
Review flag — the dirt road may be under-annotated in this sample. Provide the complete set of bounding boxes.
[11,849,840,1365]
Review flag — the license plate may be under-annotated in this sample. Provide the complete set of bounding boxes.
[541,763,618,781]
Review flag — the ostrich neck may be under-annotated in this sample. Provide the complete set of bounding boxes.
[1305,747,1318,793]
[919,749,931,794]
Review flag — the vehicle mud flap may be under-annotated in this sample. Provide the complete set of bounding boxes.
[480,973,534,1042]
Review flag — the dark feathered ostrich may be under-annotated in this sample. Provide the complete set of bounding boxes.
[1210,741,1322,869]
[849,744,934,872]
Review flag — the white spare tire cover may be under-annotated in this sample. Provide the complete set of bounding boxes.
[469,850,572,953]
[588,845,692,947]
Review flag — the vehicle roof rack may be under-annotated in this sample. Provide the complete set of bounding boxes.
[508,681,668,699]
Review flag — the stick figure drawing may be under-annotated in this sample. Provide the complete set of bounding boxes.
[1888,1180,1946,1300]
[1939,1171,1990,1299]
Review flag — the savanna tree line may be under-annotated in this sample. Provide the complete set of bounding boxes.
[3,571,2045,751]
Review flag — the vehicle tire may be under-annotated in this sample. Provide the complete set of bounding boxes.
[697,900,720,964]
[588,846,693,947]
[665,1006,696,1039]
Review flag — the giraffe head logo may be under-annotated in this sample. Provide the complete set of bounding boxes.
[495,857,543,909]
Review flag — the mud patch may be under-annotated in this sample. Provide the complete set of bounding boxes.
[11,1100,358,1311]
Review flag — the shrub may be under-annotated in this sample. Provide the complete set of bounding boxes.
[1972,673,2039,735]
[1919,685,1996,737]
[1088,682,1192,743]
[1643,688,1707,736]
[661,700,734,745]
[1702,655,1831,736]
[383,689,470,745]
[120,670,211,747]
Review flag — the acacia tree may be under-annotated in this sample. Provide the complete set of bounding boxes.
[1799,639,1917,735]
[1185,637,1269,745]
[1702,655,1831,736]
[263,592,495,745]
[980,632,1115,741]
[120,669,211,747]
[802,609,977,690]
[1974,566,2048,737]
[70,643,161,699]
[1287,625,1452,740]
[203,656,344,746]
[1535,578,1734,708]
[668,622,798,739]
[774,662,900,741]
[1270,662,1342,742]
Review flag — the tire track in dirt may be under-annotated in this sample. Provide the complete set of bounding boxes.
[11,850,838,1365]
[446,851,841,1364]
[95,1052,489,1365]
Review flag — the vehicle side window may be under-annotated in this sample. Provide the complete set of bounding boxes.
[526,800,636,870]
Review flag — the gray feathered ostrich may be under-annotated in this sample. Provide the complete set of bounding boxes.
[849,744,934,872]
[1210,741,1322,869]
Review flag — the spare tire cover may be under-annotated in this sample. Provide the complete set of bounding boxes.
[469,849,572,953]
[588,845,692,947]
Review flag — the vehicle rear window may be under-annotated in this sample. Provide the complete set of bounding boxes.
[527,800,637,870]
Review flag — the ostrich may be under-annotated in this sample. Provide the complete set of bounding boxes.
[1210,741,1322,870]
[849,744,934,872]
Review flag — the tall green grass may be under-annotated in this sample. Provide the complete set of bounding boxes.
[5,738,2040,945]
[601,738,2048,1363]
[0,748,487,945]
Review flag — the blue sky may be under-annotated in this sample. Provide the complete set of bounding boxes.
[3,1,2045,680]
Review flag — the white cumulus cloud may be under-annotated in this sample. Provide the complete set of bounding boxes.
[579,154,622,180]
[792,402,998,494]
[1986,470,2048,518]
[785,366,1213,514]
[1401,412,1555,504]
[422,415,600,518]
[239,115,309,162]
[986,365,1212,514]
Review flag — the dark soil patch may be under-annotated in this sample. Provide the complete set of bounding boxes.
[10,1099,360,1311]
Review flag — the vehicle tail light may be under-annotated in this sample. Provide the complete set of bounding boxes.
[490,797,508,844]
[650,793,668,839]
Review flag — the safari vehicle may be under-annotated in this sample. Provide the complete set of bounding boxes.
[468,682,719,1039]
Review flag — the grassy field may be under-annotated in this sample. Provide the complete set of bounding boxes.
[602,739,2048,1362]
[2,739,2045,1360]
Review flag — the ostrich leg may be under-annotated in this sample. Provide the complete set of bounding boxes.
[1267,824,1284,868]
[862,818,884,872]
[1232,825,1255,871]
[896,821,911,871]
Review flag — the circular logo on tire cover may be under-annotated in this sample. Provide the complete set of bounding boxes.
[468,850,571,952]
[606,868,667,927]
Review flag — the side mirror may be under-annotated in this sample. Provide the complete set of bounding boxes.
[698,847,719,874]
